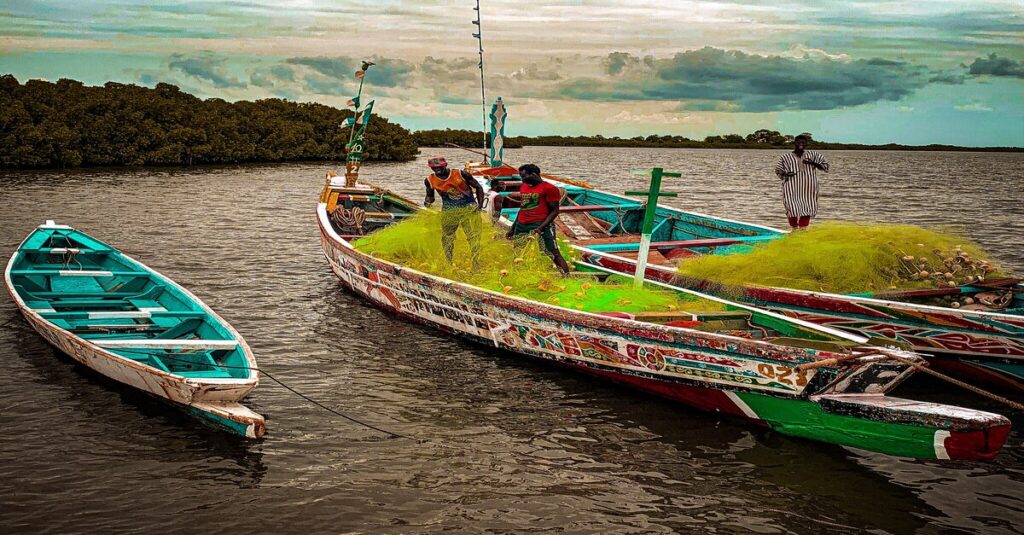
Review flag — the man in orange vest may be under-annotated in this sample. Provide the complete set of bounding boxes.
[424,156,487,263]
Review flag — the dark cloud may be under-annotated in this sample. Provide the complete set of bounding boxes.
[556,48,933,112]
[168,52,245,88]
[286,57,356,79]
[421,56,479,82]
[364,58,415,87]
[604,52,637,75]
[968,53,1024,78]
[286,56,413,87]
[928,71,965,85]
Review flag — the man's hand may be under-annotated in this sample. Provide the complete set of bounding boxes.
[531,227,545,236]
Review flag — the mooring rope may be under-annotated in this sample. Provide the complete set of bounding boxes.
[883,352,1024,411]
[115,349,420,441]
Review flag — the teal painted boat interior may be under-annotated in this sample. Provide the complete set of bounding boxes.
[8,226,252,380]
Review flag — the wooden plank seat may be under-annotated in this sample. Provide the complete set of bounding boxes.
[92,339,238,350]
[39,310,203,320]
[10,269,147,278]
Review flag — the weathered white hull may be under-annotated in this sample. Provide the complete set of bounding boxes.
[5,233,264,438]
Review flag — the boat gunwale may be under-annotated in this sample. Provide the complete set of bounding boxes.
[4,225,259,392]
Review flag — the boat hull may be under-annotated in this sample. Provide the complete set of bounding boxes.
[318,211,1009,460]
[4,225,265,439]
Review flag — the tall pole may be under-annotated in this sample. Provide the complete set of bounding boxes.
[473,0,488,164]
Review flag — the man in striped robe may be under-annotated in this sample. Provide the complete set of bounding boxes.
[775,134,829,229]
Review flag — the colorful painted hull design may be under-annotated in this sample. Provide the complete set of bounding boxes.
[472,168,1024,392]
[5,222,265,438]
[316,198,1010,460]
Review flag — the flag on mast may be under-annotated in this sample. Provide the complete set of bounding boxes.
[488,97,507,167]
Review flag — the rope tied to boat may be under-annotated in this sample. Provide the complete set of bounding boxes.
[882,351,1024,411]
[114,350,422,441]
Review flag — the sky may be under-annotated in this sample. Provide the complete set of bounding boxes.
[1,0,1022,146]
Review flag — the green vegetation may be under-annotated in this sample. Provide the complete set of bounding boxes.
[354,208,722,313]
[675,222,1009,294]
[414,128,1021,152]
[0,75,418,169]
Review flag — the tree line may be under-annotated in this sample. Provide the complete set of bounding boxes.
[0,75,419,169]
[414,128,1021,152]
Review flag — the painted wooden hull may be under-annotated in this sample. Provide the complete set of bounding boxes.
[472,169,1024,392]
[316,202,1010,460]
[5,225,265,439]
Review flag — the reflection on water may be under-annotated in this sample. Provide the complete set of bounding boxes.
[1,148,1022,533]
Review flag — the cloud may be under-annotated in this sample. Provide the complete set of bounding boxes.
[554,48,934,112]
[967,53,1024,78]
[609,110,710,125]
[286,57,356,79]
[285,56,413,87]
[954,102,993,112]
[168,52,245,88]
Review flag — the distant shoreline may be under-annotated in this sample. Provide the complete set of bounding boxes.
[412,130,1022,153]
[499,143,1024,153]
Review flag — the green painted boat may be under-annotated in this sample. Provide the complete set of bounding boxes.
[4,221,265,438]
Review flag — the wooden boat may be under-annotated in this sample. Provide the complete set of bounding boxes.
[471,164,1024,393]
[4,221,265,438]
[318,176,1010,460]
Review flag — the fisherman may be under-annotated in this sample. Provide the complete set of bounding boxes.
[505,163,571,275]
[775,134,829,229]
[424,156,487,262]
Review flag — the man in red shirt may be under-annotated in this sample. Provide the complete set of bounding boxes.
[505,163,571,275]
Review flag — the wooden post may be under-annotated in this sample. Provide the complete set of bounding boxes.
[626,168,680,288]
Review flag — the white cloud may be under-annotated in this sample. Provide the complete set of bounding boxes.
[954,102,994,112]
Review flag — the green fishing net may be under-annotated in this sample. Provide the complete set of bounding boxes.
[676,221,1008,295]
[354,208,723,313]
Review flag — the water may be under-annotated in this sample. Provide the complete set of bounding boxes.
[1,147,1022,533]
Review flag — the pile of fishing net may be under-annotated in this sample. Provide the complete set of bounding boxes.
[676,222,1008,295]
[354,208,721,313]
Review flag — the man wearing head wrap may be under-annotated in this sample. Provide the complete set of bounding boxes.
[424,156,487,262]
[775,134,829,229]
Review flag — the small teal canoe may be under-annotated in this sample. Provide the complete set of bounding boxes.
[4,221,265,438]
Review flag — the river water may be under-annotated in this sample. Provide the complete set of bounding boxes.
[1,147,1022,533]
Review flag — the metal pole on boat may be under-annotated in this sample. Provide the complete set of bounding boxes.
[473,0,489,165]
[626,168,680,288]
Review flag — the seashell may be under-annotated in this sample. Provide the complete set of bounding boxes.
[666,304,677,311]
[963,297,975,305]
[951,301,961,308]
[888,285,897,290]
[920,271,930,277]
[581,282,592,290]
[574,291,584,298]
[550,297,560,305]
[902,255,914,261]
[944,257,955,265]
[499,269,509,277]
[947,281,957,288]
[944,272,954,279]
[513,257,524,264]
[502,285,513,293]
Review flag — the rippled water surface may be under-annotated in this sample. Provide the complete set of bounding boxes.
[1,148,1022,533]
